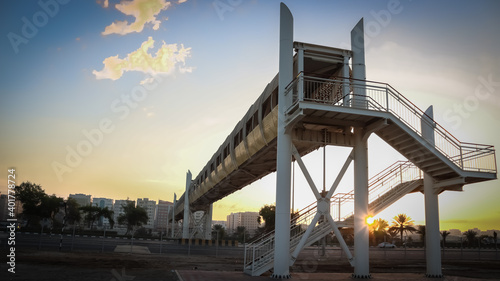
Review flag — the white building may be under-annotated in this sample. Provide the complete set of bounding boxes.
[113,199,133,229]
[137,198,156,229]
[226,212,260,235]
[154,200,173,232]
[69,193,91,207]
[92,197,113,227]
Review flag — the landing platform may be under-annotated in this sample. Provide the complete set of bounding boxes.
[175,270,487,281]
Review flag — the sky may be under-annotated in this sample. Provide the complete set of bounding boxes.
[1,0,499,232]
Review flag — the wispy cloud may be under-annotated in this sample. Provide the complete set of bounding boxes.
[93,36,192,83]
[102,0,180,35]
[96,0,109,8]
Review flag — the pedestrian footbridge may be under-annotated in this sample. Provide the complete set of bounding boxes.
[168,4,496,278]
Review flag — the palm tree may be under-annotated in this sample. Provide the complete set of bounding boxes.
[463,230,478,247]
[441,231,450,248]
[369,218,389,244]
[416,225,426,246]
[389,214,417,246]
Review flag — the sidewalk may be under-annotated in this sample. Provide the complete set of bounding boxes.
[175,270,488,281]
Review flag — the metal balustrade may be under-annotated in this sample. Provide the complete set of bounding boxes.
[286,74,497,173]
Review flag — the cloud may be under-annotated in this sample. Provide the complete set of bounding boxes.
[93,36,192,82]
[96,0,109,8]
[102,0,175,35]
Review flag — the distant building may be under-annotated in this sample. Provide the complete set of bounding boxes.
[69,193,91,207]
[0,194,8,221]
[113,199,133,230]
[154,200,173,232]
[137,198,156,229]
[92,197,113,227]
[212,220,226,229]
[226,212,260,235]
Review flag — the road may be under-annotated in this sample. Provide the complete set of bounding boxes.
[2,231,499,261]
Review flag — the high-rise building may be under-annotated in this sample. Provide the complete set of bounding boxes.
[69,193,91,207]
[226,212,260,235]
[92,197,113,227]
[137,198,156,229]
[154,200,173,232]
[113,199,133,229]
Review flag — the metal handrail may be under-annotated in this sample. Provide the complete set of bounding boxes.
[285,74,496,173]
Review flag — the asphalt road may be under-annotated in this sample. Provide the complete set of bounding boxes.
[2,231,499,261]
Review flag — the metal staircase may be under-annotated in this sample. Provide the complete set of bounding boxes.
[244,161,425,276]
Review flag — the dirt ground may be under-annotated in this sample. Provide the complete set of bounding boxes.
[1,249,500,280]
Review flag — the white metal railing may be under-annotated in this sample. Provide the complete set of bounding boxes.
[244,160,423,275]
[285,73,497,173]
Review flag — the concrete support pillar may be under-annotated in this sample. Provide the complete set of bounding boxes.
[171,193,176,238]
[205,204,213,240]
[353,127,370,278]
[272,3,294,279]
[182,171,192,239]
[351,18,367,109]
[422,106,443,278]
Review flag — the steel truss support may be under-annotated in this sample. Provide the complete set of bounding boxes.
[290,143,355,266]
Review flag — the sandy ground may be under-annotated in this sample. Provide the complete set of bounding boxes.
[1,249,499,280]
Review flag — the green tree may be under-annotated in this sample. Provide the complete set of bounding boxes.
[389,214,417,246]
[64,198,81,226]
[463,230,478,247]
[441,230,450,248]
[258,204,275,232]
[417,225,426,246]
[117,202,148,236]
[212,224,226,240]
[235,226,249,242]
[40,194,64,228]
[14,181,46,227]
[80,205,114,229]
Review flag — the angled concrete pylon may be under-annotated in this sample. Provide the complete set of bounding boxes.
[272,2,294,279]
[351,17,371,279]
[182,171,192,239]
[422,106,443,278]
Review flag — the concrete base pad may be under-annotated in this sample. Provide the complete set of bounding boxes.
[114,245,151,254]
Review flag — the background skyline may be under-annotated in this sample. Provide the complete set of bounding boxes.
[1,0,499,231]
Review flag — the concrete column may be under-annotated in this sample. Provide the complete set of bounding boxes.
[422,106,443,277]
[272,3,294,279]
[171,193,176,238]
[205,204,213,240]
[353,127,370,278]
[350,18,367,109]
[182,171,192,239]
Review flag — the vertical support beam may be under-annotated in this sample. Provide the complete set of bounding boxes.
[205,204,213,240]
[422,106,443,278]
[171,193,176,238]
[297,48,304,102]
[182,171,192,239]
[351,18,367,109]
[272,3,293,279]
[342,52,350,106]
[353,127,370,278]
